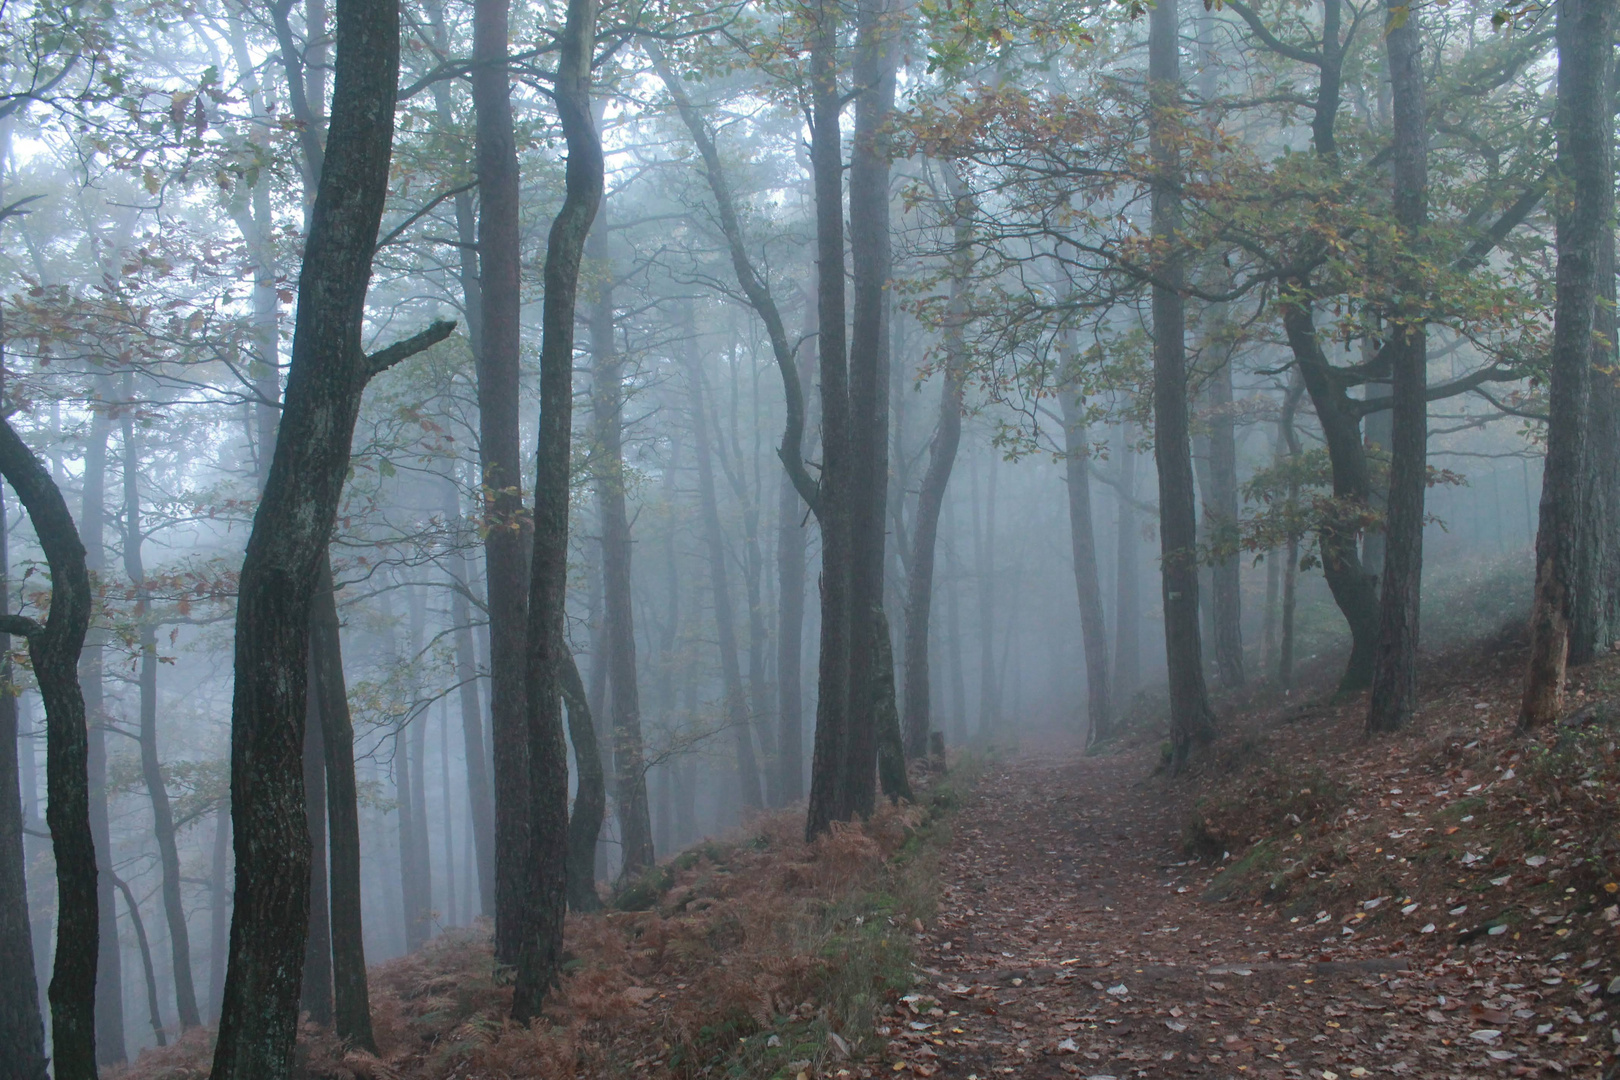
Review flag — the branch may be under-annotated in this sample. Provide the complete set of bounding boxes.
[1471,384,1548,422]
[0,613,41,637]
[374,181,478,253]
[1224,0,1323,66]
[364,319,456,377]
[1350,364,1525,417]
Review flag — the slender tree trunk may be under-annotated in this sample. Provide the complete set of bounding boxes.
[558,652,605,911]
[120,392,203,1029]
[208,801,230,1021]
[407,591,433,943]
[301,668,333,1023]
[470,0,532,969]
[945,538,968,745]
[901,165,968,759]
[511,0,600,1021]
[1277,379,1305,688]
[310,561,375,1051]
[1521,0,1614,726]
[1366,0,1429,733]
[1112,424,1140,703]
[80,395,125,1067]
[841,0,897,820]
[439,702,456,927]
[210,0,448,1061]
[588,212,654,874]
[1150,0,1217,767]
[874,609,912,802]
[0,418,95,1080]
[0,429,47,1078]
[443,480,495,915]
[970,459,999,735]
[1205,346,1245,687]
[1060,379,1112,743]
[110,874,164,1048]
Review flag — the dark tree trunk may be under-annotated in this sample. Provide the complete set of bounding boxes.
[121,394,203,1029]
[874,608,912,803]
[208,800,229,1021]
[300,666,334,1024]
[470,0,532,969]
[310,561,376,1051]
[1204,347,1245,688]
[210,0,450,1061]
[901,165,968,759]
[1574,223,1620,660]
[685,340,765,812]
[1112,424,1140,703]
[804,0,853,840]
[841,0,897,820]
[0,436,47,1079]
[776,457,807,802]
[558,651,605,911]
[110,874,165,1048]
[80,395,125,1068]
[1060,380,1112,743]
[1522,0,1614,726]
[588,212,653,873]
[1149,0,1216,767]
[0,417,96,1080]
[1365,0,1430,734]
[510,0,600,1021]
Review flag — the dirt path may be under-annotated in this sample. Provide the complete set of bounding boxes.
[879,739,1585,1080]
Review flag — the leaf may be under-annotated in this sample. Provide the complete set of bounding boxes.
[1385,4,1409,32]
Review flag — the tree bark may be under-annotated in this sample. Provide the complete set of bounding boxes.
[110,873,165,1048]
[1112,423,1140,703]
[443,480,495,915]
[1366,0,1430,733]
[901,164,968,759]
[1521,0,1614,726]
[1204,346,1245,688]
[510,0,600,1021]
[588,211,653,873]
[121,390,203,1029]
[1060,379,1112,744]
[210,0,450,1061]
[558,651,605,911]
[470,0,532,969]
[874,608,912,803]
[310,560,376,1051]
[301,665,333,1023]
[1150,0,1217,767]
[0,426,47,1079]
[0,417,95,1080]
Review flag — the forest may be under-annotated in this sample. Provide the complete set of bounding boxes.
[0,0,1617,1074]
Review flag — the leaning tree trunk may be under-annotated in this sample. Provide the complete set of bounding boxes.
[587,211,654,873]
[1521,0,1614,727]
[1365,0,1430,734]
[901,163,968,760]
[470,0,532,968]
[558,651,605,912]
[0,417,95,1080]
[1060,379,1112,744]
[310,560,376,1052]
[121,392,203,1029]
[110,873,165,1048]
[0,412,47,1078]
[209,0,452,1061]
[510,0,600,1022]
[1149,0,1216,767]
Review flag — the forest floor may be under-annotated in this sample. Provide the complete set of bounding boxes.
[878,632,1620,1080]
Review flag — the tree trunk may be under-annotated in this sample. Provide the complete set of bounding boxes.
[438,703,457,927]
[1521,0,1614,726]
[1365,0,1430,733]
[1574,223,1620,660]
[685,340,765,812]
[1112,423,1140,703]
[207,800,229,1021]
[0,417,96,1080]
[120,391,203,1029]
[443,481,495,916]
[971,458,999,734]
[301,669,333,1023]
[511,0,600,1021]
[558,651,605,912]
[804,0,853,840]
[0,433,47,1078]
[1149,0,1217,767]
[80,394,125,1068]
[1205,346,1245,688]
[841,0,897,820]
[406,590,433,946]
[110,874,165,1048]
[1060,380,1112,743]
[588,211,654,873]
[901,164,968,759]
[310,561,375,1052]
[210,0,449,1060]
[1277,379,1305,688]
[874,608,912,803]
[470,0,532,969]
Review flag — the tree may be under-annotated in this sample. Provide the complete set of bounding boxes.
[0,416,95,1080]
[1149,0,1216,766]
[1365,0,1431,733]
[1520,0,1615,727]
[208,0,453,1057]
[510,0,601,1021]
[1059,348,1112,744]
